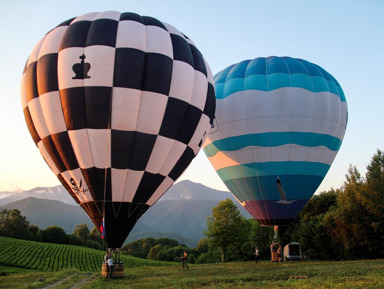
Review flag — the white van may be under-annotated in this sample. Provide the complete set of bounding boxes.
[283,242,302,261]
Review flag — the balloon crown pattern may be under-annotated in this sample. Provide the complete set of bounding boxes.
[72,54,91,79]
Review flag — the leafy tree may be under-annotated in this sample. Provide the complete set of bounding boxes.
[248,219,274,260]
[363,149,384,217]
[285,151,384,260]
[327,158,384,259]
[195,250,220,264]
[299,189,338,220]
[68,233,85,246]
[227,217,253,261]
[0,209,33,240]
[29,224,40,236]
[40,225,67,244]
[29,224,41,241]
[188,254,196,264]
[155,237,179,248]
[73,224,90,241]
[195,237,209,255]
[285,189,340,260]
[85,239,102,249]
[326,166,368,259]
[141,238,157,256]
[363,150,384,256]
[155,245,190,262]
[205,199,245,262]
[90,226,102,241]
[122,237,182,260]
[121,238,156,258]
[147,244,162,259]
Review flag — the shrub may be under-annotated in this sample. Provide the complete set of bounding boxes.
[68,234,84,246]
[40,226,67,244]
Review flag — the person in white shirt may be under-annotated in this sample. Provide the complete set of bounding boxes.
[107,257,114,278]
[255,247,260,263]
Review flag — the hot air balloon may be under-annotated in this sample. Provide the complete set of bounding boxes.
[21,11,215,249]
[203,56,347,233]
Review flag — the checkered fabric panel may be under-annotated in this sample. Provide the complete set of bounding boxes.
[21,11,215,216]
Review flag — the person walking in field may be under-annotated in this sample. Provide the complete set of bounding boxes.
[255,247,260,263]
[180,251,189,270]
[277,245,282,263]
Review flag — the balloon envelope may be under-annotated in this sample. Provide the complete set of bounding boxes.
[21,11,215,248]
[203,56,347,226]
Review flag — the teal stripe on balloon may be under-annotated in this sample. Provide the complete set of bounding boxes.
[223,78,244,97]
[311,77,331,93]
[244,75,268,91]
[267,73,291,90]
[215,83,224,99]
[216,74,345,100]
[203,132,342,157]
[290,74,313,91]
[223,175,323,201]
[216,161,330,181]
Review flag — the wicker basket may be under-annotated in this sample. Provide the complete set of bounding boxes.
[101,262,124,278]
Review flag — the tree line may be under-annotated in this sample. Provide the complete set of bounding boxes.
[283,149,384,260]
[0,210,103,250]
[1,150,383,262]
[201,149,384,262]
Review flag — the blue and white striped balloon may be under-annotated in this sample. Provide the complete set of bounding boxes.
[203,56,348,226]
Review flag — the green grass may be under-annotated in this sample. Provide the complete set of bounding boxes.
[0,260,383,288]
[1,237,383,288]
[0,236,173,272]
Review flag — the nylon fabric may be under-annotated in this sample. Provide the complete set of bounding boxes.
[203,56,347,226]
[22,11,215,248]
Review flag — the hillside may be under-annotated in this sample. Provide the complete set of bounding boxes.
[0,197,94,233]
[0,186,75,205]
[0,180,235,205]
[0,236,173,272]
[125,230,197,248]
[139,199,250,242]
[0,180,250,247]
[162,180,237,202]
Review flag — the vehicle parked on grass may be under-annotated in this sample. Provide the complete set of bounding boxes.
[284,242,302,261]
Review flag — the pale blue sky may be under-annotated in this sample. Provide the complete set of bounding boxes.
[0,0,383,193]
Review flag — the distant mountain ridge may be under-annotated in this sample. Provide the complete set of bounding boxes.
[0,180,237,205]
[0,197,94,233]
[0,185,75,205]
[161,181,237,202]
[0,180,250,247]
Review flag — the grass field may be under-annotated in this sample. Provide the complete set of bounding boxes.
[1,259,383,288]
[0,236,173,272]
[0,237,383,288]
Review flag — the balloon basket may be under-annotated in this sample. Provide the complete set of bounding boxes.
[102,262,124,278]
[271,252,280,262]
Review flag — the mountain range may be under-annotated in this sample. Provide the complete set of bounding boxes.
[0,180,251,247]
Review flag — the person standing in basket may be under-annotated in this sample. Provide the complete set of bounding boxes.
[104,252,109,263]
[107,257,114,278]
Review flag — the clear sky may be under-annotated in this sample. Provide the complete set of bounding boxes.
[0,0,383,194]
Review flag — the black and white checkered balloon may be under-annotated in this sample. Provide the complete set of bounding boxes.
[21,11,215,248]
